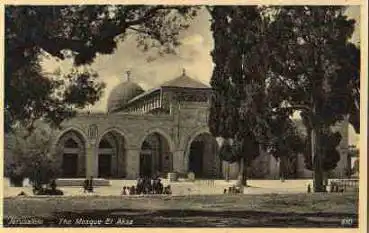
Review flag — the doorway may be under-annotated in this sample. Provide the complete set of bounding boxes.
[62,153,78,177]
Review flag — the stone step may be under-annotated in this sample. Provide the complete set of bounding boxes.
[56,178,111,187]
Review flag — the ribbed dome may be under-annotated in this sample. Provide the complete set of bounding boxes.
[107,81,144,112]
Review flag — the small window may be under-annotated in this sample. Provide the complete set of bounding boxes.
[88,124,98,139]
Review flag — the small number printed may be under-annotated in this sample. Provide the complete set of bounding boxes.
[341,218,354,226]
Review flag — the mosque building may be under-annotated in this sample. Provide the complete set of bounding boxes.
[51,70,350,180]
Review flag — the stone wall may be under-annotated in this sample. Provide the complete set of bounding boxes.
[50,102,350,180]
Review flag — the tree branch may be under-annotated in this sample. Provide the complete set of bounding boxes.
[279,104,312,112]
[127,26,156,37]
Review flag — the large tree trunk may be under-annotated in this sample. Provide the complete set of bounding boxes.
[312,126,325,192]
[237,157,248,187]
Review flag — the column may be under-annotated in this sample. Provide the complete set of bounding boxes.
[78,150,86,177]
[85,141,98,178]
[173,150,186,174]
[116,140,126,178]
[125,148,140,179]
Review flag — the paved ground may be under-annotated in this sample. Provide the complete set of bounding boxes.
[3,193,358,227]
[3,178,313,197]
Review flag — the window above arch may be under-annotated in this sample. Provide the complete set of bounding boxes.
[99,139,113,148]
[64,138,79,148]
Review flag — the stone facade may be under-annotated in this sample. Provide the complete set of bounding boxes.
[51,73,350,180]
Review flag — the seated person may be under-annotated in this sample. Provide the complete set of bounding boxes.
[18,191,27,196]
[122,187,127,195]
[164,185,172,195]
[130,186,136,195]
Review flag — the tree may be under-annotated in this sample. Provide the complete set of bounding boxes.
[4,123,61,187]
[208,6,272,186]
[208,6,359,191]
[269,6,360,191]
[5,5,198,132]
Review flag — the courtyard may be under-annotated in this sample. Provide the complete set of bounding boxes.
[3,179,358,227]
[3,178,316,197]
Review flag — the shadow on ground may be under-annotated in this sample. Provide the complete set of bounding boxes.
[4,208,358,227]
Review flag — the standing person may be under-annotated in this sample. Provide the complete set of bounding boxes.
[49,179,57,194]
[145,177,151,194]
[157,179,163,194]
[88,176,94,193]
[136,179,140,194]
[152,178,157,194]
[83,178,89,193]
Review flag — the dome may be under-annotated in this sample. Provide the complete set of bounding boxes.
[107,81,144,112]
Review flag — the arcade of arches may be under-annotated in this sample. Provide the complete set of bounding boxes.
[55,129,223,179]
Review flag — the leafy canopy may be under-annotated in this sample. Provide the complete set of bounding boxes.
[209,6,359,177]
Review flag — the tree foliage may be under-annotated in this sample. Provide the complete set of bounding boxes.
[5,5,198,132]
[209,6,286,185]
[266,115,305,160]
[208,6,359,189]
[302,126,343,171]
[269,6,359,130]
[4,124,61,186]
[268,6,359,191]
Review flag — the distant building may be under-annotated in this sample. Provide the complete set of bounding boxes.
[45,71,350,180]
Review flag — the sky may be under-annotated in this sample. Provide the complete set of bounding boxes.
[41,5,361,146]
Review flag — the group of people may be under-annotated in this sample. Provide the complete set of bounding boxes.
[31,179,64,195]
[122,177,172,195]
[81,176,173,195]
[223,185,242,194]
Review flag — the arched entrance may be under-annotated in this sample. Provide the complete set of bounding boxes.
[97,131,125,178]
[140,133,172,178]
[57,130,85,178]
[188,133,220,178]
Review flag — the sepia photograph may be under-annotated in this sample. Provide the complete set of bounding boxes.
[2,2,365,229]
